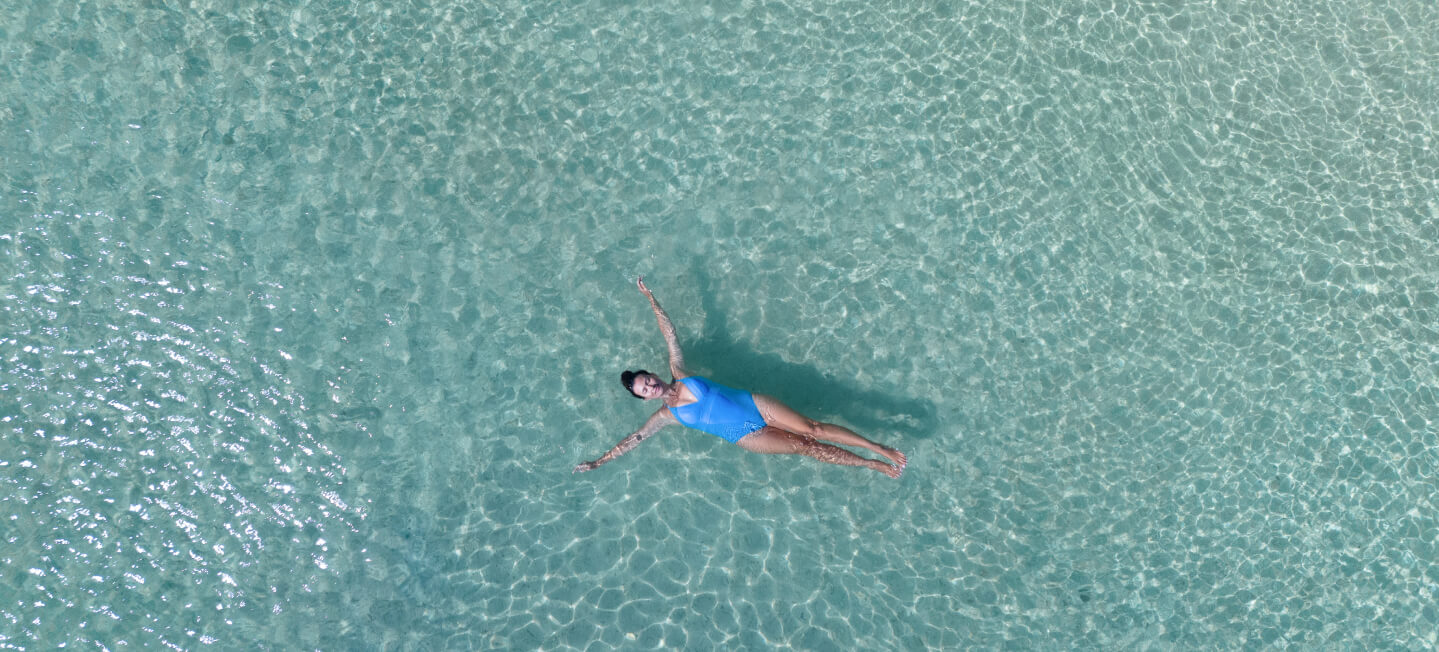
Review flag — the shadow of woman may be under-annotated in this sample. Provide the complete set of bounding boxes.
[680,268,940,441]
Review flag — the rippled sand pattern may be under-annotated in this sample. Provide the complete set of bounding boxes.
[3,0,1438,649]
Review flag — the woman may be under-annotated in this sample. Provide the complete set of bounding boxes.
[573,278,907,478]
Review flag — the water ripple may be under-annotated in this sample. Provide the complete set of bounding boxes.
[1,210,366,649]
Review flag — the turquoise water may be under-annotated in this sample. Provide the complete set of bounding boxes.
[3,0,1438,648]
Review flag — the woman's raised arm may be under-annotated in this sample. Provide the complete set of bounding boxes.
[637,277,686,379]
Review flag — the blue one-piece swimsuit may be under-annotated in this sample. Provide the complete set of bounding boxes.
[669,376,767,443]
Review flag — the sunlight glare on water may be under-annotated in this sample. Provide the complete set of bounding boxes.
[3,0,1438,649]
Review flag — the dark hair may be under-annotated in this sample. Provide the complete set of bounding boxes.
[619,370,651,398]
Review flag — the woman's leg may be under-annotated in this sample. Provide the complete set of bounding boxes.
[751,395,907,469]
[736,427,900,478]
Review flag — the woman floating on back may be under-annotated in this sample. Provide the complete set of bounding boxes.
[573,278,907,478]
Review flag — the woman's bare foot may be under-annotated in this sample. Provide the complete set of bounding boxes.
[877,446,907,471]
[869,459,903,478]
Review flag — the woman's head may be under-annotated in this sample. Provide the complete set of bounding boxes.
[620,370,662,399]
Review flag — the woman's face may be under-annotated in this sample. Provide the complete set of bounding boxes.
[632,373,665,399]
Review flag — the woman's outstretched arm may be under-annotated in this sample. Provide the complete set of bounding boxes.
[573,408,678,472]
[637,277,687,379]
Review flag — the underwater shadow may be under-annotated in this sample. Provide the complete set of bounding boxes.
[681,268,940,441]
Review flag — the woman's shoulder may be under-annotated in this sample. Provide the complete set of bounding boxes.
[669,376,703,407]
[679,375,714,394]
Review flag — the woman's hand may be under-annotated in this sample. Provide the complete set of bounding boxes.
[637,276,652,297]
[573,460,599,473]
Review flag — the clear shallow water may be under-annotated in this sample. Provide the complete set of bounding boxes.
[3,0,1438,648]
